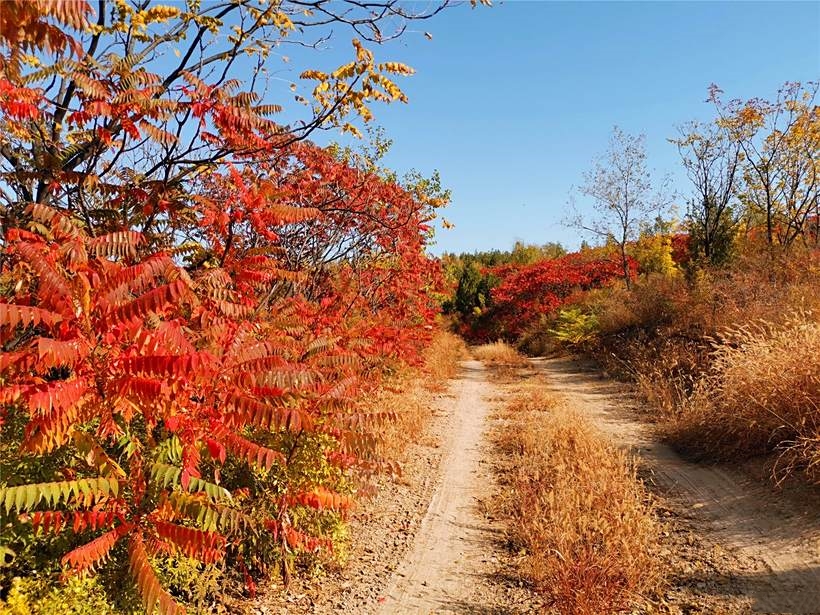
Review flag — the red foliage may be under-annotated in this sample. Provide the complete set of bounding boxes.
[0,3,446,609]
[0,142,441,611]
[479,253,632,339]
[670,233,692,266]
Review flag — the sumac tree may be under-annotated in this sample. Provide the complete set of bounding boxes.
[0,1,452,612]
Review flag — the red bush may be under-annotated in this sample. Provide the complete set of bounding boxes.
[481,254,631,338]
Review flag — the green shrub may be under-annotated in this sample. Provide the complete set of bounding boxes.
[152,556,223,612]
[548,308,600,345]
[0,575,137,615]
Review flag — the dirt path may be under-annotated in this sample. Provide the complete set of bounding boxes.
[532,356,820,615]
[377,360,539,615]
[256,360,540,615]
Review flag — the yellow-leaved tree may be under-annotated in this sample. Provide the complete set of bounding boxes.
[711,81,819,250]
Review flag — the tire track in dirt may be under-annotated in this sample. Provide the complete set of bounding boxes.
[377,360,539,615]
[532,356,820,615]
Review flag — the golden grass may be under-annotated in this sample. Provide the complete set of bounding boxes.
[421,330,468,387]
[472,341,532,382]
[670,313,820,480]
[493,385,664,614]
[471,340,528,365]
[590,252,820,338]
[572,253,820,486]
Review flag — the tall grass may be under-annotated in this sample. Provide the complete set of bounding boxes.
[671,314,820,479]
[471,340,529,365]
[422,330,469,385]
[493,387,663,614]
[471,341,530,382]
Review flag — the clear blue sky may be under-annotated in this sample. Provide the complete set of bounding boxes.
[288,1,820,255]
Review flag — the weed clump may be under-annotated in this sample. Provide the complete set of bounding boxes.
[494,388,663,614]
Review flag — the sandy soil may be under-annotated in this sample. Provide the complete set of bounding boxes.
[532,356,820,615]
[377,360,541,614]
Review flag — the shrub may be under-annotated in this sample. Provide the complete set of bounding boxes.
[0,575,139,615]
[516,315,559,357]
[484,254,630,339]
[548,308,599,346]
[0,1,459,611]
[0,135,443,615]
[577,250,820,423]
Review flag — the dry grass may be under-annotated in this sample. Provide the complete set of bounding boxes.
[421,330,468,387]
[493,384,664,614]
[632,365,691,419]
[670,313,820,481]
[703,250,820,330]
[576,255,820,478]
[586,252,820,360]
[471,340,529,366]
[471,341,531,381]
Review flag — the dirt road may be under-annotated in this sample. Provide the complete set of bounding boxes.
[262,355,820,614]
[377,360,539,615]
[532,356,820,615]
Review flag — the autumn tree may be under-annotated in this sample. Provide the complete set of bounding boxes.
[570,127,672,288]
[509,240,566,264]
[452,260,492,316]
[480,253,629,339]
[440,241,566,320]
[0,0,451,242]
[672,120,741,265]
[0,1,460,612]
[710,81,820,249]
[630,217,680,276]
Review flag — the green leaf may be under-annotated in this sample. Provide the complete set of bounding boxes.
[4,489,14,515]
[97,477,110,497]
[14,487,26,512]
[163,465,179,489]
[77,479,91,499]
[59,481,72,505]
[0,478,113,514]
[24,484,39,510]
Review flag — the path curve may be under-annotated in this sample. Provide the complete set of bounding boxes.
[533,356,820,615]
[377,360,536,615]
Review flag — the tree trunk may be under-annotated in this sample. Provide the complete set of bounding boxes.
[620,242,632,290]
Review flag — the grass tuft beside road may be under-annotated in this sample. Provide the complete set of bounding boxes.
[480,345,664,615]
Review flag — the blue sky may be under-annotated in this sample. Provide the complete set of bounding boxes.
[284,1,820,255]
